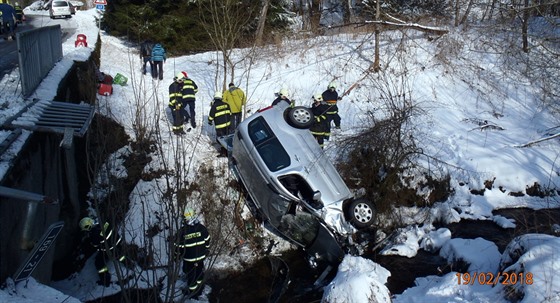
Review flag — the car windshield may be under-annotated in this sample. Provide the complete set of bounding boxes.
[53,1,68,6]
[248,117,290,172]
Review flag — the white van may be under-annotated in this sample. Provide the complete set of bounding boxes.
[49,0,72,19]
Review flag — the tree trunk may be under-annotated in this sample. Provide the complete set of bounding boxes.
[255,0,270,46]
[373,0,380,72]
[522,0,530,52]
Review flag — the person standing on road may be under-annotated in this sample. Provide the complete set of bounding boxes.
[0,3,17,40]
[180,72,199,128]
[150,42,166,80]
[139,39,153,76]
[168,72,187,135]
[208,91,232,141]
[321,81,341,140]
[173,207,210,299]
[309,93,329,148]
[222,82,246,130]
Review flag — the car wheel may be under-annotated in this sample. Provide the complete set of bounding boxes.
[347,198,375,229]
[286,106,314,129]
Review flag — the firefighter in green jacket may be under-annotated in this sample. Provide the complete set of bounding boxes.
[222,82,246,130]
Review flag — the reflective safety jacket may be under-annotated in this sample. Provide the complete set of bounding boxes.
[169,81,183,108]
[223,87,246,114]
[310,102,329,135]
[208,99,232,130]
[174,222,210,262]
[322,89,339,105]
[181,78,198,103]
[88,222,122,252]
[271,97,293,107]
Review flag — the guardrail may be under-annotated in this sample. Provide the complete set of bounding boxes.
[16,25,63,96]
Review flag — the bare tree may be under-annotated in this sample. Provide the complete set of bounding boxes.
[199,0,255,90]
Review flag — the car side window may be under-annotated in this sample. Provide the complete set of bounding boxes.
[248,118,290,172]
[279,174,313,201]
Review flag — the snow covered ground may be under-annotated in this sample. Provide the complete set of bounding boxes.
[1,7,559,303]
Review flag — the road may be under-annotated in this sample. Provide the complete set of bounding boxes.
[0,13,77,79]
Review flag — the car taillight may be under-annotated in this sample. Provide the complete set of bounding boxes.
[257,106,273,113]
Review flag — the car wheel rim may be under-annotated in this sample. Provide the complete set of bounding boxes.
[353,203,373,223]
[292,108,311,124]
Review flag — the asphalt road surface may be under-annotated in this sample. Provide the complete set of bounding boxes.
[0,13,77,80]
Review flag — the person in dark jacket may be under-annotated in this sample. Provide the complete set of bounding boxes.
[150,42,166,80]
[208,91,232,140]
[0,3,17,40]
[79,217,128,287]
[309,93,329,148]
[271,88,292,107]
[169,72,187,135]
[173,207,211,299]
[180,72,199,128]
[139,39,153,75]
[321,81,341,140]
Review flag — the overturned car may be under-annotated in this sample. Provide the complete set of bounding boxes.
[219,102,376,266]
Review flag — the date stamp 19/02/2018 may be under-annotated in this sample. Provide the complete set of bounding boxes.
[456,272,533,285]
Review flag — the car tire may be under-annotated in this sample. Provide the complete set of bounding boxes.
[286,106,314,129]
[347,198,375,229]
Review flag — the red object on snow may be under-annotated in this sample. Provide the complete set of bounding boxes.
[98,84,113,96]
[102,74,113,85]
[75,34,88,47]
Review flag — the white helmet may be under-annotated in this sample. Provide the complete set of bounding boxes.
[214,91,223,99]
[328,81,337,89]
[79,217,95,231]
[183,207,197,224]
[279,88,289,99]
[313,93,323,101]
[175,71,187,81]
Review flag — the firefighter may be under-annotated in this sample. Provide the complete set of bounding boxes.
[321,81,342,140]
[208,91,232,140]
[173,207,211,299]
[271,88,292,107]
[169,72,187,135]
[14,2,24,24]
[180,72,199,128]
[79,217,128,287]
[310,93,329,148]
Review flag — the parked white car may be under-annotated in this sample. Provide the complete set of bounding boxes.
[49,0,72,19]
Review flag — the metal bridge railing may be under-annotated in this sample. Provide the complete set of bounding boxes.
[16,25,63,97]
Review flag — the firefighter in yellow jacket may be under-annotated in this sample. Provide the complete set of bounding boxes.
[222,82,246,130]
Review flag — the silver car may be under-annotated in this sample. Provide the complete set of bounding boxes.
[222,102,376,265]
[49,0,72,19]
